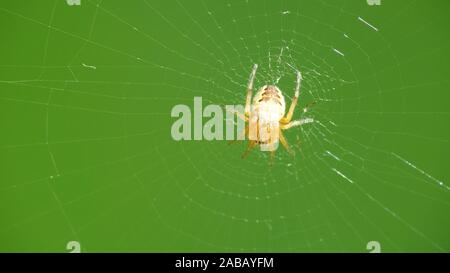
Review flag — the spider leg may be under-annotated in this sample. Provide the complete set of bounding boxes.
[281,70,302,124]
[279,130,294,155]
[245,64,258,117]
[269,150,275,166]
[241,140,257,158]
[281,118,314,130]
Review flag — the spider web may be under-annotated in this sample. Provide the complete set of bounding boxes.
[0,0,449,252]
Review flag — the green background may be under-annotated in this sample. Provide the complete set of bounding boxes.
[1,0,449,252]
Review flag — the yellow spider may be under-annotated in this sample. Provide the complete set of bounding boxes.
[234,64,314,159]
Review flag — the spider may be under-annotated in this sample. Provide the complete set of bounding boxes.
[233,64,314,159]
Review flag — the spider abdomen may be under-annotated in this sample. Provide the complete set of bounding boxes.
[252,85,286,122]
[247,85,286,151]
